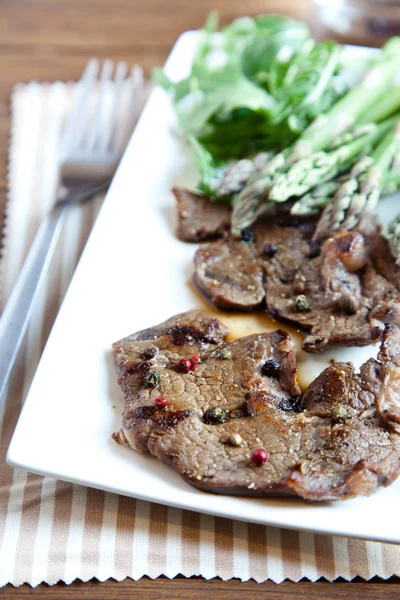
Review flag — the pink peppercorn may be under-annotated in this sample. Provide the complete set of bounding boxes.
[251,448,269,467]
[190,354,199,370]
[178,358,192,373]
[154,396,168,408]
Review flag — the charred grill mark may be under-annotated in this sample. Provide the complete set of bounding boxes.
[120,361,151,379]
[204,270,255,290]
[126,362,152,375]
[158,409,191,428]
[168,321,220,345]
[168,325,201,345]
[128,405,191,428]
[128,405,158,419]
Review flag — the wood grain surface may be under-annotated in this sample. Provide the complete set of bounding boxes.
[1,576,400,598]
[0,0,399,597]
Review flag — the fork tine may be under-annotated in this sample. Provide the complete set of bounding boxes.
[101,59,115,82]
[98,60,128,154]
[60,58,99,157]
[74,60,103,150]
[131,65,144,121]
[85,59,115,151]
[112,65,144,155]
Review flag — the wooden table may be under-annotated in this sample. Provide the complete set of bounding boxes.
[1,0,399,597]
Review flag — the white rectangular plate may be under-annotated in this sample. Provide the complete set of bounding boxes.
[7,32,400,544]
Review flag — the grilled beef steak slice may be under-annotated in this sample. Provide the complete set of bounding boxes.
[112,310,400,501]
[193,215,400,352]
[173,187,231,242]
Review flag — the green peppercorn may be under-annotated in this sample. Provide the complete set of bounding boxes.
[204,407,229,424]
[218,348,232,360]
[294,294,310,312]
[333,406,347,423]
[143,369,161,388]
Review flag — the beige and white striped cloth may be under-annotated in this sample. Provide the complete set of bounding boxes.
[1,82,400,588]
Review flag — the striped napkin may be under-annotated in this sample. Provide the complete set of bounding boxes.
[1,82,400,588]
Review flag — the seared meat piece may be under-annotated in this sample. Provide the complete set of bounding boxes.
[173,187,231,242]
[112,310,400,501]
[193,215,400,352]
[194,236,264,310]
[261,218,400,352]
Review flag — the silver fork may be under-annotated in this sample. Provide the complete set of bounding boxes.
[0,59,144,401]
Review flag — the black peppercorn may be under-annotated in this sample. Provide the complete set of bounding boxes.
[142,347,157,360]
[262,243,277,258]
[339,294,359,315]
[261,359,280,378]
[279,398,295,412]
[240,229,255,243]
[204,407,229,424]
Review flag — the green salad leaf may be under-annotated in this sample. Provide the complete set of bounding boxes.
[153,13,344,185]
[188,136,226,197]
[241,15,310,80]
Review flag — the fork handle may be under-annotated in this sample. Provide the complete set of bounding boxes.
[0,180,109,405]
[0,204,66,401]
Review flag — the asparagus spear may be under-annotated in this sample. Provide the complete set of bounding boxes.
[313,121,400,242]
[217,152,273,197]
[286,38,400,163]
[230,150,289,234]
[217,159,254,196]
[291,179,343,215]
[327,123,378,150]
[292,166,400,217]
[295,171,400,217]
[269,116,396,203]
[356,87,400,126]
